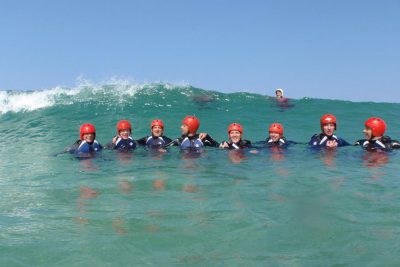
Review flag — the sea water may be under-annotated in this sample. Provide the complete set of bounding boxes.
[1,83,400,266]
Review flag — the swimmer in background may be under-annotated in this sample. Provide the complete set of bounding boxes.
[275,88,288,103]
[355,117,400,151]
[219,123,252,149]
[309,114,350,149]
[166,115,219,149]
[65,123,103,155]
[106,120,136,151]
[136,119,172,149]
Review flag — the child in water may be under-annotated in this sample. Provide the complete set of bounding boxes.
[137,119,172,149]
[65,123,103,155]
[265,123,295,147]
[355,117,400,151]
[309,114,350,148]
[166,115,219,150]
[219,123,251,149]
[106,120,136,151]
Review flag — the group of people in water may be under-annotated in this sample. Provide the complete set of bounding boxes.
[65,113,400,156]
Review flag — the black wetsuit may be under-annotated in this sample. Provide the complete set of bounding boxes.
[137,135,172,149]
[65,140,103,154]
[106,136,136,151]
[166,134,219,150]
[221,139,252,149]
[355,136,400,151]
[309,133,350,148]
[265,137,294,147]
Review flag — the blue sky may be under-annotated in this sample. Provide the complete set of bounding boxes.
[0,0,399,102]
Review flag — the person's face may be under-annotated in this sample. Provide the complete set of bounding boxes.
[269,132,281,142]
[152,126,163,137]
[322,123,335,136]
[83,133,95,143]
[275,91,282,98]
[181,124,189,135]
[229,130,242,143]
[119,129,130,139]
[363,127,373,140]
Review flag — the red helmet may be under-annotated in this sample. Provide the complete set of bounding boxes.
[228,123,243,134]
[182,115,200,134]
[116,120,132,133]
[80,123,96,140]
[320,114,337,129]
[151,119,164,129]
[269,123,284,135]
[365,117,386,137]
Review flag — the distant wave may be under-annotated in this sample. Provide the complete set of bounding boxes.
[0,80,193,114]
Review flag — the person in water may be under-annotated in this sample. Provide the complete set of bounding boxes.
[275,88,288,103]
[66,123,103,155]
[355,117,400,151]
[137,119,172,149]
[309,114,350,148]
[166,115,219,149]
[106,120,136,151]
[219,123,251,149]
[265,123,294,147]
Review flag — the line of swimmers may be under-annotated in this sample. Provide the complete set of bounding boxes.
[65,114,400,156]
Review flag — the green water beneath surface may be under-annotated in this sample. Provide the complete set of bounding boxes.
[1,84,400,266]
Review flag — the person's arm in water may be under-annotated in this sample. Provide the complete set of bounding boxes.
[64,140,80,153]
[337,138,351,147]
[199,133,219,147]
[136,136,148,146]
[391,139,400,149]
[162,136,173,143]
[104,135,119,149]
[164,138,181,147]
[219,141,230,149]
[354,139,366,146]
[242,140,252,148]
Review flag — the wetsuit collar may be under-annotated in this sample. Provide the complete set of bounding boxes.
[182,134,199,140]
[366,138,386,148]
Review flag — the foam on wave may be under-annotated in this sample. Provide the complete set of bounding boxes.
[0,79,191,114]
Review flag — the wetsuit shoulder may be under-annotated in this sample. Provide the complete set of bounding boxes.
[308,134,322,146]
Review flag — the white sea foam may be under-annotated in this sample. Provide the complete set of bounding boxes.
[0,87,81,114]
[0,79,191,114]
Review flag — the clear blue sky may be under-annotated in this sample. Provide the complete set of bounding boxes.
[1,0,399,102]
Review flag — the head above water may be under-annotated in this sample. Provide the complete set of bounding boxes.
[80,123,96,142]
[269,123,284,142]
[117,120,132,133]
[228,123,243,134]
[181,115,200,135]
[228,123,243,143]
[320,114,337,136]
[364,117,386,139]
[151,119,164,137]
[275,88,284,98]
[117,120,132,139]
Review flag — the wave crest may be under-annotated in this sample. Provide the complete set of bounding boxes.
[0,80,191,114]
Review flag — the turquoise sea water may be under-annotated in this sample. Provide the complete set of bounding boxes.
[1,83,400,266]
